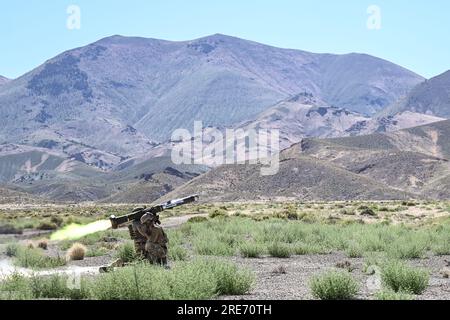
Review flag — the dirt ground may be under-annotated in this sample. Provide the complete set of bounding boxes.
[221,253,450,300]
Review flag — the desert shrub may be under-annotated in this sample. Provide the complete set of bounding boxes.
[310,270,359,300]
[29,274,90,300]
[381,261,429,294]
[89,259,253,300]
[194,238,235,256]
[205,259,254,295]
[292,242,329,255]
[37,239,48,250]
[37,221,58,231]
[402,201,416,207]
[0,273,33,300]
[359,206,377,216]
[345,242,364,258]
[0,224,23,234]
[188,216,208,223]
[209,209,227,219]
[387,238,428,259]
[50,216,64,227]
[0,273,89,300]
[276,204,300,220]
[362,253,389,274]
[116,241,138,263]
[5,243,19,257]
[374,290,415,300]
[359,234,387,252]
[67,243,87,261]
[340,209,355,215]
[15,246,66,269]
[168,245,189,261]
[431,242,450,256]
[267,242,291,258]
[86,246,109,257]
[239,243,264,258]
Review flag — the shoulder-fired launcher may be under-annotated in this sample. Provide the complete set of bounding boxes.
[109,194,199,229]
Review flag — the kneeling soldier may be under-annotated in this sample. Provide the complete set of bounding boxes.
[138,212,169,266]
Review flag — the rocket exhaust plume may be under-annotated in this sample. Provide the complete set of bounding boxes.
[50,220,112,241]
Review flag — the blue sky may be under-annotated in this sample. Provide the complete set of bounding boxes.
[1,0,448,79]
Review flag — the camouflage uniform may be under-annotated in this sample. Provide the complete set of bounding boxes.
[129,221,147,257]
[138,213,169,266]
[127,208,147,257]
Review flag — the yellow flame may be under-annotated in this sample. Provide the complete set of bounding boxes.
[50,220,112,241]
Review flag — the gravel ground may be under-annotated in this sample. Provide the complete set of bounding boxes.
[222,253,450,300]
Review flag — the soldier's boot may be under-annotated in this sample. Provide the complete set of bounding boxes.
[99,258,124,273]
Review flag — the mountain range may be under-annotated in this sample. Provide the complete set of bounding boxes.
[0,34,449,203]
[162,120,450,202]
[0,76,9,86]
[383,70,450,118]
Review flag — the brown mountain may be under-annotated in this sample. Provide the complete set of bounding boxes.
[161,120,450,202]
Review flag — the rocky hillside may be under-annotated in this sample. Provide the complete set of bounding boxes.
[383,70,450,118]
[0,34,423,170]
[0,76,9,86]
[162,120,450,202]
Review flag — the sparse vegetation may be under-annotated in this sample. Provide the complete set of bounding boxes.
[374,290,415,300]
[116,241,138,263]
[1,201,449,300]
[310,270,359,300]
[267,242,292,258]
[90,259,253,300]
[66,243,87,261]
[14,246,66,269]
[381,261,429,295]
[239,242,264,258]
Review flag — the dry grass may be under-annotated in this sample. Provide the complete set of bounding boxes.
[66,243,87,261]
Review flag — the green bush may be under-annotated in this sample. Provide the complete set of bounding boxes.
[188,216,208,223]
[209,209,227,219]
[14,246,66,269]
[5,243,19,257]
[292,242,329,255]
[310,270,359,300]
[267,242,291,258]
[0,273,89,300]
[381,261,429,294]
[239,243,264,258]
[206,259,255,295]
[37,221,58,231]
[374,290,415,300]
[89,259,253,300]
[194,238,235,256]
[388,240,427,259]
[345,242,364,258]
[30,274,90,300]
[86,246,109,257]
[0,273,33,300]
[116,242,138,263]
[431,242,450,256]
[358,206,377,216]
[168,245,189,261]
